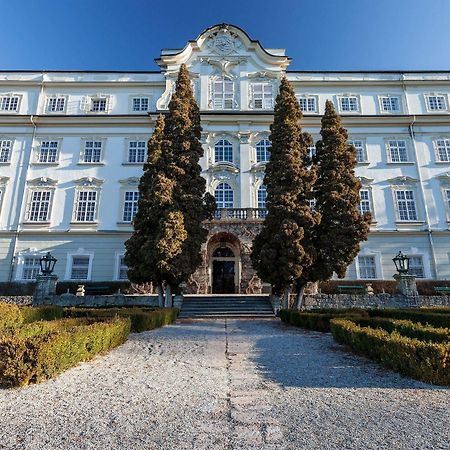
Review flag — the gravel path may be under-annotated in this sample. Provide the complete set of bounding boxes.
[0,319,448,450]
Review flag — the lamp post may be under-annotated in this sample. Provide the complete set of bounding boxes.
[33,251,58,306]
[392,251,418,298]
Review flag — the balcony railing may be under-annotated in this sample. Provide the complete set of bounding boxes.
[213,208,268,221]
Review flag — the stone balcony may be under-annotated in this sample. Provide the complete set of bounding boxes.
[212,208,267,221]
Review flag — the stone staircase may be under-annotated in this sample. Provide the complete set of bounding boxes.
[179,295,275,319]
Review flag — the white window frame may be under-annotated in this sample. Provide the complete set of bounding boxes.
[0,94,22,113]
[214,139,233,164]
[408,254,426,278]
[82,94,112,114]
[65,251,94,281]
[214,182,234,209]
[297,95,319,113]
[424,94,448,112]
[386,139,410,163]
[15,251,44,281]
[122,190,140,223]
[0,138,13,164]
[359,188,372,216]
[337,95,360,113]
[46,95,67,114]
[35,139,60,164]
[24,189,54,223]
[443,187,450,221]
[394,189,419,222]
[255,139,271,163]
[114,253,129,281]
[356,252,382,280]
[79,139,105,164]
[211,78,235,110]
[348,139,368,163]
[130,96,150,113]
[378,95,402,114]
[73,189,100,223]
[125,139,147,164]
[251,82,273,109]
[433,138,450,163]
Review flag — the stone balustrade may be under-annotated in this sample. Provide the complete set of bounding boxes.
[213,208,267,221]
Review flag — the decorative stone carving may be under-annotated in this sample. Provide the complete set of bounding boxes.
[73,177,103,187]
[27,177,58,187]
[206,26,243,56]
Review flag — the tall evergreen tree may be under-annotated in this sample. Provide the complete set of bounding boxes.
[251,77,318,307]
[295,100,371,307]
[124,65,214,306]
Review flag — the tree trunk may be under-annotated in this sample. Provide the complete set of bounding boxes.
[282,285,291,309]
[164,284,172,307]
[295,283,306,310]
[157,284,164,308]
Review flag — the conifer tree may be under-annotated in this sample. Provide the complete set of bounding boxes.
[251,77,318,307]
[125,65,214,306]
[295,100,371,308]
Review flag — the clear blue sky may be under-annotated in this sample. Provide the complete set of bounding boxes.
[2,0,450,71]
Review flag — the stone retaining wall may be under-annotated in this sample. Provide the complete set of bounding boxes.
[0,296,32,305]
[303,293,450,310]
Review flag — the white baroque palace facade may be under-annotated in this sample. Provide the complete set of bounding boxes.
[1,23,450,292]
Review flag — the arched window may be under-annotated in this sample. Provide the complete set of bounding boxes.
[212,247,234,257]
[214,183,234,208]
[256,139,271,163]
[214,139,233,163]
[212,78,234,109]
[257,185,267,209]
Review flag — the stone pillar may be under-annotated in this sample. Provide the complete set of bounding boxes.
[173,294,184,309]
[393,273,418,297]
[33,274,58,306]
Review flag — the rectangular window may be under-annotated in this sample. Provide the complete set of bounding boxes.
[123,191,139,222]
[28,190,51,222]
[83,141,102,163]
[298,97,317,113]
[446,189,450,214]
[339,96,358,112]
[435,139,450,162]
[132,97,149,112]
[388,140,408,162]
[307,145,316,160]
[348,140,366,163]
[90,98,107,112]
[38,141,58,163]
[70,255,90,280]
[359,189,371,215]
[308,198,317,211]
[426,95,447,111]
[0,140,11,163]
[75,190,97,222]
[409,255,425,278]
[0,96,20,112]
[381,96,400,112]
[252,83,273,109]
[213,79,234,109]
[117,255,128,280]
[47,97,65,112]
[358,255,377,279]
[396,190,418,221]
[22,256,41,280]
[127,141,146,163]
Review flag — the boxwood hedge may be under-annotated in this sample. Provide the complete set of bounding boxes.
[0,303,64,329]
[368,309,450,328]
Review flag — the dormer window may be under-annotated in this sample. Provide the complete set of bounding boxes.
[212,78,234,110]
[91,98,107,112]
[46,96,66,113]
[338,95,360,113]
[0,94,20,112]
[252,83,273,109]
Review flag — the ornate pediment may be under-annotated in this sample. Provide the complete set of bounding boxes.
[27,177,57,187]
[387,176,419,185]
[119,177,140,186]
[73,177,103,187]
[0,176,9,186]
[358,176,374,186]
[436,171,450,184]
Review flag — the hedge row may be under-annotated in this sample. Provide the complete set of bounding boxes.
[280,309,368,332]
[64,307,179,333]
[330,318,450,385]
[0,303,63,329]
[0,317,131,387]
[352,317,450,343]
[368,309,450,329]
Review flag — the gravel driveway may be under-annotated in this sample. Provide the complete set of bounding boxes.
[0,319,448,450]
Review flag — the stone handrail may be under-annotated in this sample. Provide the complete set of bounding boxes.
[213,208,267,221]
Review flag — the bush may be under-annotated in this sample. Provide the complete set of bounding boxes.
[0,303,23,329]
[0,282,36,296]
[64,307,178,333]
[0,317,131,388]
[0,303,64,329]
[331,318,449,385]
[352,317,450,343]
[280,309,368,332]
[368,309,450,328]
[56,281,132,295]
[318,280,397,295]
[416,280,450,296]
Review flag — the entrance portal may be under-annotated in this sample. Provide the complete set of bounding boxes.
[211,246,236,294]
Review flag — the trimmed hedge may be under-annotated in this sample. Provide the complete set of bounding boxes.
[368,309,450,329]
[352,317,450,343]
[64,307,179,333]
[0,303,64,329]
[0,317,131,388]
[331,318,450,385]
[280,309,368,332]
